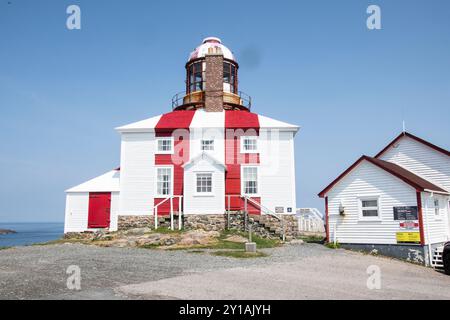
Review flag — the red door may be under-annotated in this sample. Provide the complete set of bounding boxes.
[88,192,111,228]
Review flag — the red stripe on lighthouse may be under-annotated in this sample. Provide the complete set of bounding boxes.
[224,110,261,214]
[154,111,196,215]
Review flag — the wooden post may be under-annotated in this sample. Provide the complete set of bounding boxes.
[244,196,248,232]
[178,196,182,231]
[227,195,231,229]
[170,197,174,230]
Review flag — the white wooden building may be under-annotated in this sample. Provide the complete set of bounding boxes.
[319,132,450,266]
[64,37,299,234]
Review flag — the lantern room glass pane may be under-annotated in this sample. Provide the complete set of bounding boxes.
[187,61,203,93]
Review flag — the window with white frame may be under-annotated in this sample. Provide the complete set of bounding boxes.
[434,199,440,216]
[241,136,258,153]
[196,173,212,193]
[359,198,379,218]
[242,166,258,195]
[157,137,173,154]
[201,140,214,151]
[156,167,172,196]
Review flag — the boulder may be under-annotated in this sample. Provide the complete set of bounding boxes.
[0,229,16,235]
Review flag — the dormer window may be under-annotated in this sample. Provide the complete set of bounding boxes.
[201,140,214,151]
[156,137,174,154]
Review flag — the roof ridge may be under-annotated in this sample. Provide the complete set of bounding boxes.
[375,131,450,158]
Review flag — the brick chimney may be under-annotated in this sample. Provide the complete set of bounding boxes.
[204,47,224,112]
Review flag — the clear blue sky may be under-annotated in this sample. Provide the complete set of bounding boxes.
[1,0,449,222]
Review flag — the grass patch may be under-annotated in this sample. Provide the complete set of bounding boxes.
[31,238,88,246]
[0,246,11,250]
[211,250,268,259]
[139,243,161,250]
[151,227,184,235]
[300,235,326,243]
[188,250,206,254]
[218,230,280,249]
[325,242,341,249]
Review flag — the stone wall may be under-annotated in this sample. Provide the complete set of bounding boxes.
[117,213,300,239]
[184,213,300,239]
[118,216,154,230]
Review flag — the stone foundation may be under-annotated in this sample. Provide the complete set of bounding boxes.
[340,243,429,265]
[118,216,154,230]
[116,213,299,239]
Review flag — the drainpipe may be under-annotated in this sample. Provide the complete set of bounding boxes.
[424,192,433,266]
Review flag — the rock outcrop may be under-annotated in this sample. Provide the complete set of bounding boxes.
[0,229,16,235]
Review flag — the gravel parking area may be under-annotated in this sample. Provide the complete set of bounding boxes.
[0,243,449,299]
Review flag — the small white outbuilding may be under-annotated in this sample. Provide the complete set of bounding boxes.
[319,132,450,266]
[64,169,120,233]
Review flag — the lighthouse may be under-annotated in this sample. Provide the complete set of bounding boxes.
[64,37,300,237]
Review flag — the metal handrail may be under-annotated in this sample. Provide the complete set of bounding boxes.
[154,195,183,231]
[224,194,286,241]
[242,195,286,242]
[171,90,252,110]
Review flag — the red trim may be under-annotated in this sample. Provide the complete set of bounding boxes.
[225,110,259,129]
[154,111,195,214]
[416,191,425,246]
[375,132,450,159]
[318,155,447,198]
[325,197,329,243]
[155,111,196,131]
[318,156,366,198]
[224,110,260,213]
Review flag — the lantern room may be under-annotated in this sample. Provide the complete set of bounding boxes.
[172,37,251,112]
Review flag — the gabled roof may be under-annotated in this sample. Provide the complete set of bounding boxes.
[115,110,300,133]
[115,115,162,132]
[66,169,120,193]
[182,152,227,171]
[375,132,450,159]
[258,114,299,131]
[318,155,449,198]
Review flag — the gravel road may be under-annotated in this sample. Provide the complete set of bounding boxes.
[0,243,449,300]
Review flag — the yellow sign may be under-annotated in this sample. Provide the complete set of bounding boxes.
[396,232,421,243]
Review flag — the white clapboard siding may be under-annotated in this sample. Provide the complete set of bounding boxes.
[327,161,418,245]
[119,132,156,215]
[64,192,120,233]
[183,156,225,215]
[379,136,450,192]
[259,130,297,214]
[64,193,89,233]
[109,192,120,231]
[189,109,225,164]
[421,193,450,244]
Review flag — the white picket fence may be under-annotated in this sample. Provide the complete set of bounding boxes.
[296,208,325,233]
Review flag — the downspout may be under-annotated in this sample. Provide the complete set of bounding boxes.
[424,192,433,266]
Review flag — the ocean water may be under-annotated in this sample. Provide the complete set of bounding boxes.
[0,222,64,247]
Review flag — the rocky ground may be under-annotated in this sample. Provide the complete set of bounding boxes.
[0,241,449,300]
[0,229,16,235]
[62,227,261,250]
